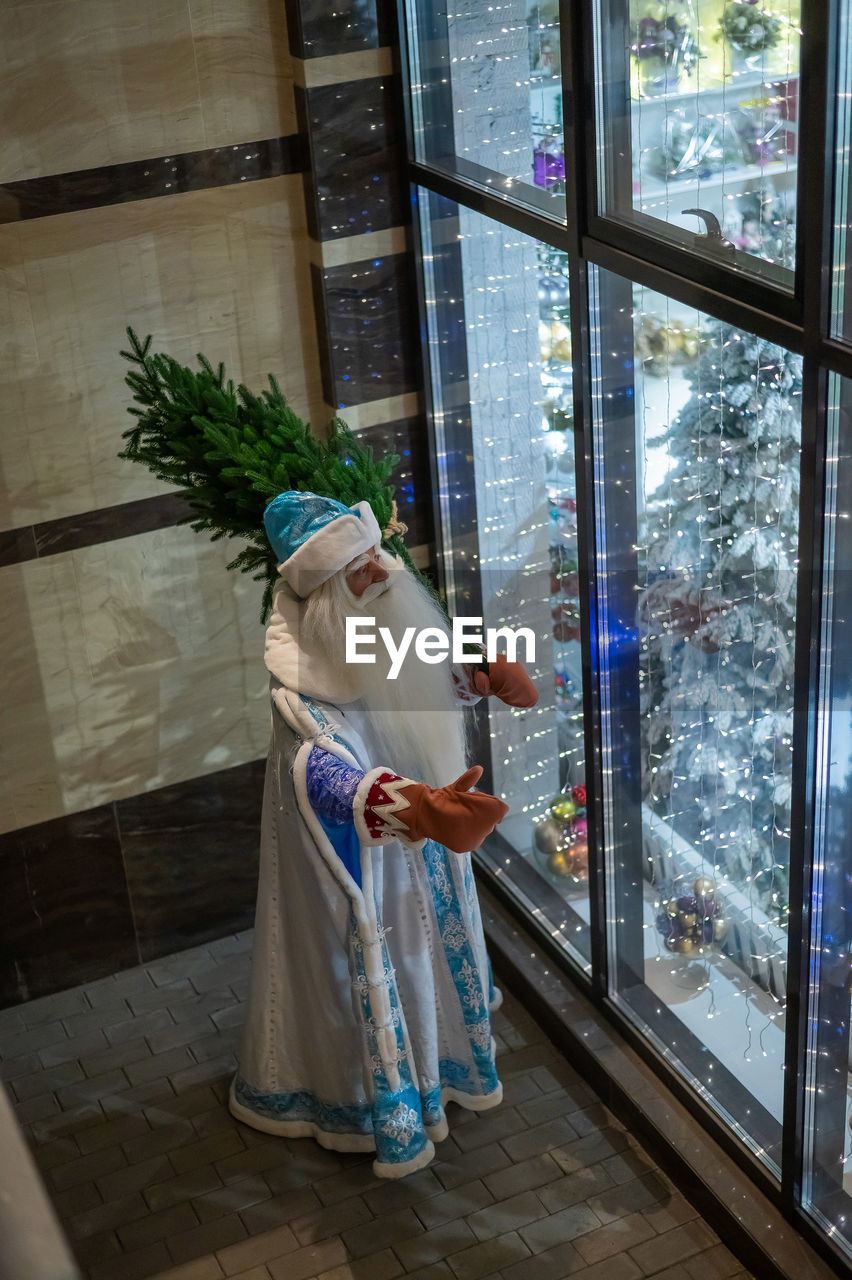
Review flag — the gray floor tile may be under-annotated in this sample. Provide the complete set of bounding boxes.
[6,936,747,1280]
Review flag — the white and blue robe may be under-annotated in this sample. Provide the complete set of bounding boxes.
[229,677,503,1178]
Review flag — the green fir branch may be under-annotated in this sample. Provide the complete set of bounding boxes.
[119,328,432,621]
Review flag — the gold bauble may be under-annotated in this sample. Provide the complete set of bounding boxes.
[693,876,716,896]
[569,837,589,880]
[712,917,727,943]
[547,847,575,877]
[675,936,695,954]
[664,900,680,918]
[534,817,567,856]
[680,912,697,930]
[550,795,576,822]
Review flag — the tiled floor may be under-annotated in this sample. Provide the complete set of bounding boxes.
[0,933,754,1280]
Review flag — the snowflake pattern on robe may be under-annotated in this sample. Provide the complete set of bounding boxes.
[441,913,469,953]
[380,1102,421,1148]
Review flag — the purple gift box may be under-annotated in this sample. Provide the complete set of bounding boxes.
[534,144,566,188]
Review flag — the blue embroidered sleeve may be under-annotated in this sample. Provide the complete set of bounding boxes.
[306,747,364,824]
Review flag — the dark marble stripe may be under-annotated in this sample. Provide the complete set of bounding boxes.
[117,761,265,962]
[0,807,138,1009]
[313,252,421,408]
[0,136,306,224]
[0,493,193,568]
[284,0,393,58]
[358,416,434,551]
[0,759,266,1009]
[298,77,406,241]
[0,525,38,568]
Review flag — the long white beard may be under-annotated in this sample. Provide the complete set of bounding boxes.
[303,555,470,788]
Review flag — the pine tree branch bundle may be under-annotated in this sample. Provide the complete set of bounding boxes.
[118,328,423,620]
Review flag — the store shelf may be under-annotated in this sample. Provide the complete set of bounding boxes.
[631,69,798,109]
[635,158,796,203]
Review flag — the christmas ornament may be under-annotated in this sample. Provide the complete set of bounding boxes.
[631,0,700,98]
[650,109,747,182]
[534,817,567,856]
[719,1,782,55]
[635,314,702,375]
[532,786,590,882]
[539,320,572,365]
[547,847,575,877]
[550,794,576,822]
[655,877,725,953]
[538,273,572,312]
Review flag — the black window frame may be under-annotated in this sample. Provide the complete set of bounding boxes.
[396,0,850,1270]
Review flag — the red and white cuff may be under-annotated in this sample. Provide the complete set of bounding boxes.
[353,768,423,849]
[452,667,483,706]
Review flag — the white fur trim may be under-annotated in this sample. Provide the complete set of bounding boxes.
[229,1080,501,1175]
[280,500,381,598]
[280,701,403,1093]
[228,1086,376,1151]
[373,1139,436,1179]
[265,583,362,704]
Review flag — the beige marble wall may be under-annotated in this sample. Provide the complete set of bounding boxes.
[0,0,295,182]
[0,525,271,834]
[0,175,326,531]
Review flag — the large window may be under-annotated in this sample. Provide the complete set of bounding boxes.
[593,270,799,1172]
[594,0,801,287]
[407,0,568,218]
[418,191,591,968]
[404,0,852,1267]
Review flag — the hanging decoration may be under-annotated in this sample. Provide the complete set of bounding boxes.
[719,2,783,58]
[635,314,702,374]
[655,877,726,953]
[630,0,700,97]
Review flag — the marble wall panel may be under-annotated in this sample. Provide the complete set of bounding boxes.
[300,77,405,240]
[0,524,271,834]
[118,759,264,960]
[313,253,421,408]
[0,0,296,183]
[359,416,434,551]
[0,805,138,1008]
[188,0,296,149]
[285,0,393,58]
[0,175,325,532]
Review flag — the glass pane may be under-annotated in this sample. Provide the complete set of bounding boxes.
[802,373,852,1259]
[832,2,852,337]
[592,266,801,1170]
[406,1,567,219]
[594,0,801,288]
[418,188,590,969]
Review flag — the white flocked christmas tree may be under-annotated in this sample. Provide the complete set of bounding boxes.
[639,319,802,923]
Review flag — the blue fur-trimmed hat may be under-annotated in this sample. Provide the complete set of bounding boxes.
[264,491,382,598]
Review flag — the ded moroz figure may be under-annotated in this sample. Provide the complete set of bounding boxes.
[229,490,539,1177]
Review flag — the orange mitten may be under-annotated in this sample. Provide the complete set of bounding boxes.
[472,654,538,708]
[400,766,509,853]
[358,764,508,854]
